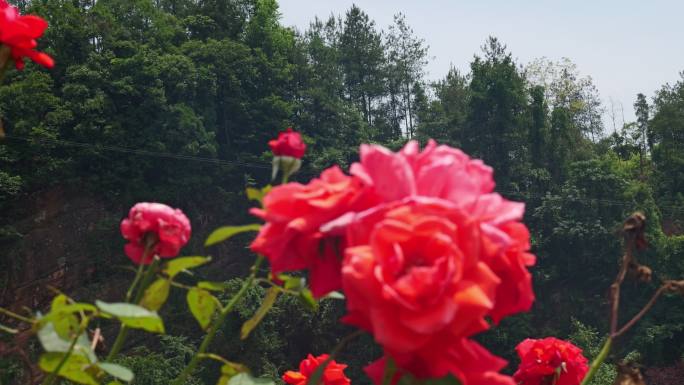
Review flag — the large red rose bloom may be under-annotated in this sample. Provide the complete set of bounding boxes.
[341,198,514,384]
[350,140,535,322]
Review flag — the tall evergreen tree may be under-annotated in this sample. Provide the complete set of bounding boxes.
[464,37,527,188]
[339,5,384,127]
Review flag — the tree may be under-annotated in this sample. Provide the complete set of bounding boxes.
[526,57,604,141]
[649,73,684,207]
[385,13,428,138]
[464,37,528,188]
[339,5,384,127]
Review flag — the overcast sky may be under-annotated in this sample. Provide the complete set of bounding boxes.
[277,0,684,128]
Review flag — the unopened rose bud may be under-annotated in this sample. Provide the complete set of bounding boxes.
[268,128,306,181]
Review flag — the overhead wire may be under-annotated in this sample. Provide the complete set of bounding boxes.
[3,133,684,214]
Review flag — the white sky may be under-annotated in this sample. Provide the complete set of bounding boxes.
[277,0,684,128]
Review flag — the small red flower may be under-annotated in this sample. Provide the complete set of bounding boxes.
[120,202,191,265]
[0,0,54,70]
[269,128,306,159]
[283,354,351,385]
[514,337,589,385]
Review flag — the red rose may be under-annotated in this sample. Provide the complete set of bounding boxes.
[341,198,505,380]
[514,337,589,385]
[283,354,350,385]
[0,0,54,69]
[250,166,377,297]
[350,140,535,322]
[269,127,306,159]
[120,202,191,264]
[365,339,515,385]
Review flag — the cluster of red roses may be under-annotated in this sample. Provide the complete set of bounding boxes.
[0,0,53,70]
[118,124,589,385]
[253,130,537,384]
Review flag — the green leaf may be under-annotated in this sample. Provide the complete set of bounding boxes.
[198,281,230,291]
[36,321,97,363]
[39,352,98,385]
[240,287,280,339]
[99,362,135,382]
[228,372,275,385]
[108,382,124,385]
[187,288,217,330]
[46,295,97,338]
[298,288,318,312]
[95,301,165,333]
[140,278,171,311]
[164,256,211,278]
[246,186,271,205]
[205,224,261,246]
[278,274,303,291]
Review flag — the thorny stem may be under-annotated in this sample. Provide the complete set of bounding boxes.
[170,256,265,385]
[613,283,669,338]
[609,234,635,335]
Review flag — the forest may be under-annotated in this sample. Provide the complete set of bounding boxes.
[0,0,683,384]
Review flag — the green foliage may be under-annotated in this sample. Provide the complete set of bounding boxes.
[568,320,616,385]
[114,335,204,385]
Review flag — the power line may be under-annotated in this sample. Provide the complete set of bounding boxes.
[3,134,684,214]
[4,134,274,171]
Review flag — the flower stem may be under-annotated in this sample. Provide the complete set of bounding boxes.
[125,262,145,302]
[580,337,612,385]
[170,256,264,385]
[43,316,90,385]
[106,257,160,361]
